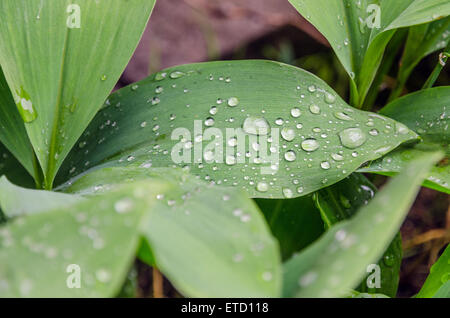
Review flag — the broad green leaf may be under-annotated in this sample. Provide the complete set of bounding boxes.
[0,179,171,297]
[0,68,34,176]
[283,151,442,298]
[314,173,402,297]
[60,167,282,297]
[390,17,450,100]
[380,87,450,146]
[0,0,156,189]
[433,281,450,298]
[0,143,34,189]
[289,0,450,106]
[417,244,450,298]
[256,196,324,261]
[360,87,450,193]
[0,176,82,218]
[56,60,418,199]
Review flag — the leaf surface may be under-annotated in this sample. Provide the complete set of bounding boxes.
[0,0,156,188]
[57,60,418,198]
[283,151,442,297]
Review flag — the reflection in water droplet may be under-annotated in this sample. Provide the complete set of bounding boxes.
[205,117,215,127]
[369,129,379,136]
[301,139,319,152]
[242,117,270,135]
[291,108,301,118]
[309,104,321,114]
[15,87,37,123]
[170,71,185,79]
[282,188,294,198]
[256,181,269,192]
[281,128,295,141]
[325,92,336,104]
[320,161,331,169]
[339,128,366,149]
[284,150,297,162]
[227,97,239,107]
[334,112,353,121]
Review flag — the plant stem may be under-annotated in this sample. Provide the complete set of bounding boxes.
[422,51,450,90]
[152,267,164,298]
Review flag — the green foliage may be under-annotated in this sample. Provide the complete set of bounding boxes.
[0,0,448,299]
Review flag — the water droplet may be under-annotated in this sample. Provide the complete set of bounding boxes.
[282,188,294,198]
[334,112,353,121]
[339,128,367,148]
[155,86,164,94]
[155,72,167,81]
[291,108,301,118]
[320,161,331,169]
[242,116,270,135]
[209,106,218,115]
[301,139,319,152]
[308,85,316,93]
[96,269,111,283]
[114,198,134,214]
[101,74,107,81]
[325,92,336,104]
[383,254,395,267]
[281,127,295,141]
[15,87,37,123]
[396,123,409,135]
[227,97,239,107]
[275,118,284,125]
[205,117,215,127]
[309,104,321,114]
[256,181,269,192]
[369,129,379,136]
[331,153,344,161]
[170,71,185,79]
[284,150,297,162]
[131,84,139,91]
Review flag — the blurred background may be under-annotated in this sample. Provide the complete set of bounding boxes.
[119,0,449,298]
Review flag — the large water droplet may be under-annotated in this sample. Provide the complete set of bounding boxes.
[256,181,269,192]
[227,97,239,107]
[284,150,297,162]
[170,71,185,79]
[301,139,319,152]
[242,117,270,135]
[281,127,295,141]
[339,128,366,149]
[309,104,321,114]
[15,87,37,123]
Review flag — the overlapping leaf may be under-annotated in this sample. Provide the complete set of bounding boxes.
[0,69,34,176]
[59,167,282,297]
[289,0,450,106]
[283,151,442,297]
[0,0,156,189]
[360,87,450,193]
[314,173,402,297]
[56,60,418,199]
[0,180,169,297]
[417,244,450,298]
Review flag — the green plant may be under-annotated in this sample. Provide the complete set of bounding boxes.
[0,0,448,298]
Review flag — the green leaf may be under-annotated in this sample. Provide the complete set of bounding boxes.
[390,17,450,100]
[0,179,171,297]
[0,176,82,218]
[314,173,402,297]
[0,68,34,176]
[417,244,450,298]
[360,87,450,193]
[289,0,450,106]
[56,60,418,199]
[433,281,450,298]
[0,0,156,189]
[283,151,442,298]
[256,196,324,261]
[60,167,282,297]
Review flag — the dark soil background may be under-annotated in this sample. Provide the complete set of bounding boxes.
[119,0,449,298]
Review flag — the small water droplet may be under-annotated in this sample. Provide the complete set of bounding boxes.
[256,181,269,192]
[227,97,239,107]
[281,127,295,141]
[291,108,301,118]
[170,71,185,79]
[284,150,297,162]
[309,104,321,114]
